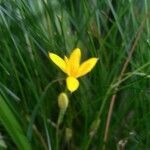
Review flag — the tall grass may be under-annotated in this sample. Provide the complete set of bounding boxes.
[0,0,150,149]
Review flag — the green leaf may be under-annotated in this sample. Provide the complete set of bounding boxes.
[0,95,31,150]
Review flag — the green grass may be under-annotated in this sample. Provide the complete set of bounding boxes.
[0,0,150,149]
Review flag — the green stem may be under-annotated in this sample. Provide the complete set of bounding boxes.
[56,125,59,150]
[56,109,66,150]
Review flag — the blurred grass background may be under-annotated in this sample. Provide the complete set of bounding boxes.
[0,0,150,149]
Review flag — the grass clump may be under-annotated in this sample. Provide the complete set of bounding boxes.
[0,0,150,149]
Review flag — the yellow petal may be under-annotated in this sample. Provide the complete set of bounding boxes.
[49,52,66,73]
[64,56,70,76]
[77,58,98,78]
[69,48,81,76]
[66,76,79,92]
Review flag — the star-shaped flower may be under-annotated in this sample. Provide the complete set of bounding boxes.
[49,48,98,92]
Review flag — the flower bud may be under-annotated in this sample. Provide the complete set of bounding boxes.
[58,92,69,110]
[65,128,73,142]
[89,118,101,137]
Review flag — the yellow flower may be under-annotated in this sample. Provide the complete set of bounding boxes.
[49,48,98,92]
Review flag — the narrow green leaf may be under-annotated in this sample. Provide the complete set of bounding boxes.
[0,95,31,150]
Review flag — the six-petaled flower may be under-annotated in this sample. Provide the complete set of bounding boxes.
[49,48,98,92]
